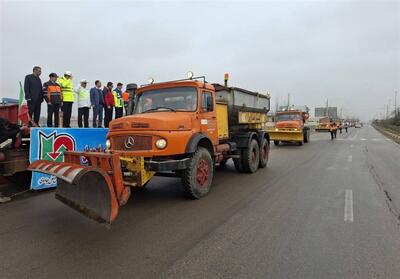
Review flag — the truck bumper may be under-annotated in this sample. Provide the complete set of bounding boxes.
[145,158,191,172]
[268,131,303,142]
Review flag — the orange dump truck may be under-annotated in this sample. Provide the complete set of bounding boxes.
[268,106,310,146]
[316,116,331,132]
[28,74,271,224]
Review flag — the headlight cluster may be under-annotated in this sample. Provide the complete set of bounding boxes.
[155,138,167,149]
[105,139,111,150]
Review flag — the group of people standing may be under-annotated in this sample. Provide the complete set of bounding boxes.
[24,66,130,128]
[329,121,349,140]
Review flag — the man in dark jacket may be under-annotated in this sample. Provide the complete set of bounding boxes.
[43,73,62,127]
[24,66,43,125]
[90,80,104,128]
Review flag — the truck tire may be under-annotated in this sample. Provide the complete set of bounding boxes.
[274,140,280,146]
[298,140,303,146]
[182,147,214,199]
[259,137,269,168]
[233,155,244,172]
[303,129,309,143]
[242,139,260,173]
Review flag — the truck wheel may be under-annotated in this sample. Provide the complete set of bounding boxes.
[182,147,214,199]
[259,137,269,168]
[233,153,244,173]
[303,129,309,143]
[242,139,260,173]
[298,140,303,146]
[274,140,280,146]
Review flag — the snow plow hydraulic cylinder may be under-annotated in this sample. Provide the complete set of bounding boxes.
[28,151,131,224]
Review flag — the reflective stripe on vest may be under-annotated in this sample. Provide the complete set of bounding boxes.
[113,91,123,108]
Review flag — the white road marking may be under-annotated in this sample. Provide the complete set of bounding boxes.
[344,189,354,222]
[360,138,367,141]
[347,155,352,162]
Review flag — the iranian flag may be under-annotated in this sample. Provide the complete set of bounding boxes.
[18,81,24,108]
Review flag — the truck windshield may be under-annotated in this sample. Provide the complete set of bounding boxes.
[276,114,302,121]
[135,87,198,113]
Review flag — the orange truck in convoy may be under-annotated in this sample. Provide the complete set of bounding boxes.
[316,116,331,132]
[28,74,271,224]
[268,106,310,146]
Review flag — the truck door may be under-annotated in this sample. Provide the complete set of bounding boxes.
[200,91,218,144]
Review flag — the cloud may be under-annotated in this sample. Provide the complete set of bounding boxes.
[1,0,399,120]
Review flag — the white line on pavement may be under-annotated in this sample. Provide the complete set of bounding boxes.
[344,189,354,222]
[360,138,367,141]
[347,155,352,163]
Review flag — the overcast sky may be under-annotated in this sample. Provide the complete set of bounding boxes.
[1,0,399,120]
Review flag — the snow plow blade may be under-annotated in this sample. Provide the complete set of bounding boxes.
[28,152,130,224]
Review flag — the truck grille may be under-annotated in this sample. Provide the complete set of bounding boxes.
[112,135,152,151]
[131,122,150,128]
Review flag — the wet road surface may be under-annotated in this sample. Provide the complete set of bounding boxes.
[1,125,400,278]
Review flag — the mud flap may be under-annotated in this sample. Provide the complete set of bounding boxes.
[28,160,120,224]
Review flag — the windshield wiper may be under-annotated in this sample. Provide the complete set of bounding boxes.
[143,106,176,113]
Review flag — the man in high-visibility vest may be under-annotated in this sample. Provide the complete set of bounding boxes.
[57,71,74,127]
[75,79,91,128]
[113,82,124,119]
[43,73,62,127]
[122,90,129,116]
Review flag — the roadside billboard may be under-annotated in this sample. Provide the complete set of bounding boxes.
[29,128,108,190]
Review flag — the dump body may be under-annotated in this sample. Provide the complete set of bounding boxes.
[268,107,310,145]
[28,77,271,225]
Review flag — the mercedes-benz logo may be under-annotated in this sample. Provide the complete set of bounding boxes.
[124,136,135,149]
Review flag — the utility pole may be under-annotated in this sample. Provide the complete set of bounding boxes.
[395,91,398,117]
[386,104,389,120]
[326,99,329,117]
[387,99,391,120]
[287,93,290,109]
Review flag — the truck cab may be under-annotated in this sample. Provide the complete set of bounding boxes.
[108,81,218,158]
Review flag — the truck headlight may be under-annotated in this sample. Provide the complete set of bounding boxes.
[155,138,167,149]
[275,128,279,131]
[106,139,111,150]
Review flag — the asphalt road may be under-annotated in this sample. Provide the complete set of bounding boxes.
[1,125,400,279]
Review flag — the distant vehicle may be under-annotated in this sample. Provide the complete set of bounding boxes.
[268,106,310,146]
[316,117,331,132]
[355,123,362,128]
